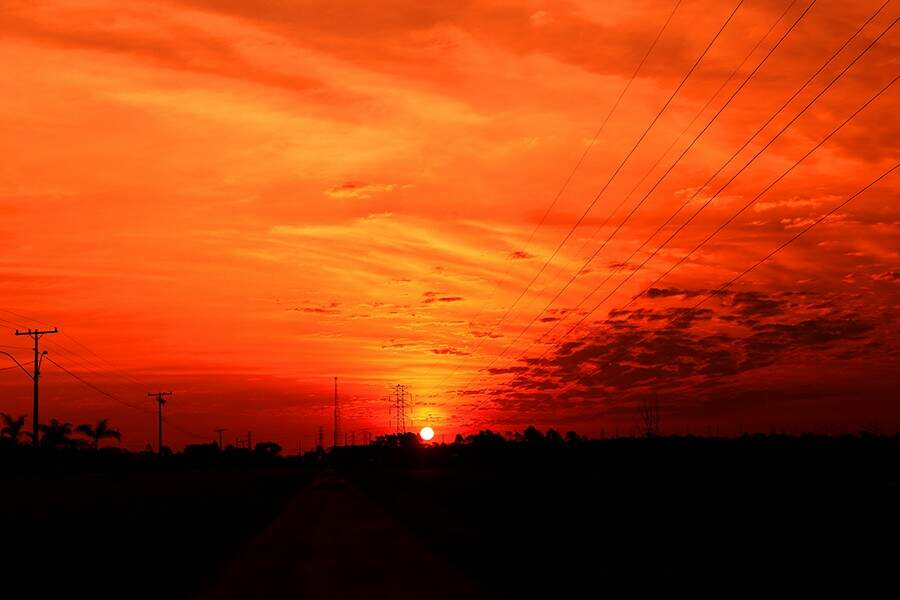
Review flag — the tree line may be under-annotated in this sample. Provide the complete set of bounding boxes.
[0,413,120,450]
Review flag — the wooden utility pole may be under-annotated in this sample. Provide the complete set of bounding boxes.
[15,327,58,447]
[148,391,173,453]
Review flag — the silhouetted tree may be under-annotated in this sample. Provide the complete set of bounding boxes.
[545,428,564,446]
[254,441,282,456]
[184,442,219,462]
[523,425,544,444]
[564,431,584,444]
[373,432,420,448]
[39,419,74,449]
[454,433,465,445]
[75,419,121,450]
[465,429,505,447]
[0,413,27,445]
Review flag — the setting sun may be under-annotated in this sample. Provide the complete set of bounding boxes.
[419,427,435,442]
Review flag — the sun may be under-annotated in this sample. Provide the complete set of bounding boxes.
[419,426,435,441]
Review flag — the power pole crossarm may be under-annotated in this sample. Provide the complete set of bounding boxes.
[15,327,58,447]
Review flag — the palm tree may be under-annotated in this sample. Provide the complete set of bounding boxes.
[1,413,27,445]
[75,419,121,450]
[38,419,74,449]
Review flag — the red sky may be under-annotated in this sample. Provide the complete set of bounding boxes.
[1,0,898,450]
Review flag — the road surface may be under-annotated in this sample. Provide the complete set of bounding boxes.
[197,469,489,599]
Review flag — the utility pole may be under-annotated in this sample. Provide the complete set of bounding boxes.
[214,428,226,448]
[333,376,340,449]
[148,391,173,454]
[15,327,58,447]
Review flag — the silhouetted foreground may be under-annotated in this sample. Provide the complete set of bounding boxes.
[0,445,313,599]
[199,469,487,600]
[337,433,900,593]
[2,432,898,598]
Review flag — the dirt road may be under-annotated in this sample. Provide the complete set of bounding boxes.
[198,469,489,599]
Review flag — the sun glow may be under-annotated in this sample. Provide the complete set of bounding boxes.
[419,426,435,441]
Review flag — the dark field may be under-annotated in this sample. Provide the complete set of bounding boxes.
[2,435,899,598]
[0,455,313,599]
[341,436,900,594]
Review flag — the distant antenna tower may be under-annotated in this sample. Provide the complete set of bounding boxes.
[333,376,341,448]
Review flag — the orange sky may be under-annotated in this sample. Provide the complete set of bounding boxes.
[1,0,898,449]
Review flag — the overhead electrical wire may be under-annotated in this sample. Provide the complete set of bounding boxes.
[489,70,898,410]
[557,161,900,395]
[454,0,747,370]
[468,5,895,399]
[446,0,684,373]
[467,0,817,383]
[499,1,893,377]
[549,22,899,356]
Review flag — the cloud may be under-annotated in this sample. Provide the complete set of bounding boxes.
[871,271,898,282]
[288,302,341,315]
[432,346,470,356]
[324,181,403,199]
[422,291,465,304]
[479,288,896,422]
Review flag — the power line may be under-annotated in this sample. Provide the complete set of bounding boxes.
[501,73,898,407]
[456,0,746,366]
[466,0,817,384]
[558,161,900,395]
[449,0,684,367]
[0,307,153,393]
[43,355,153,414]
[551,25,899,354]
[520,1,891,361]
[43,351,208,445]
[530,0,801,320]
[477,6,896,397]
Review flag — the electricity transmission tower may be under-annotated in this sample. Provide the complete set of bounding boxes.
[15,327,58,447]
[148,391,173,454]
[333,376,340,449]
[391,384,410,434]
